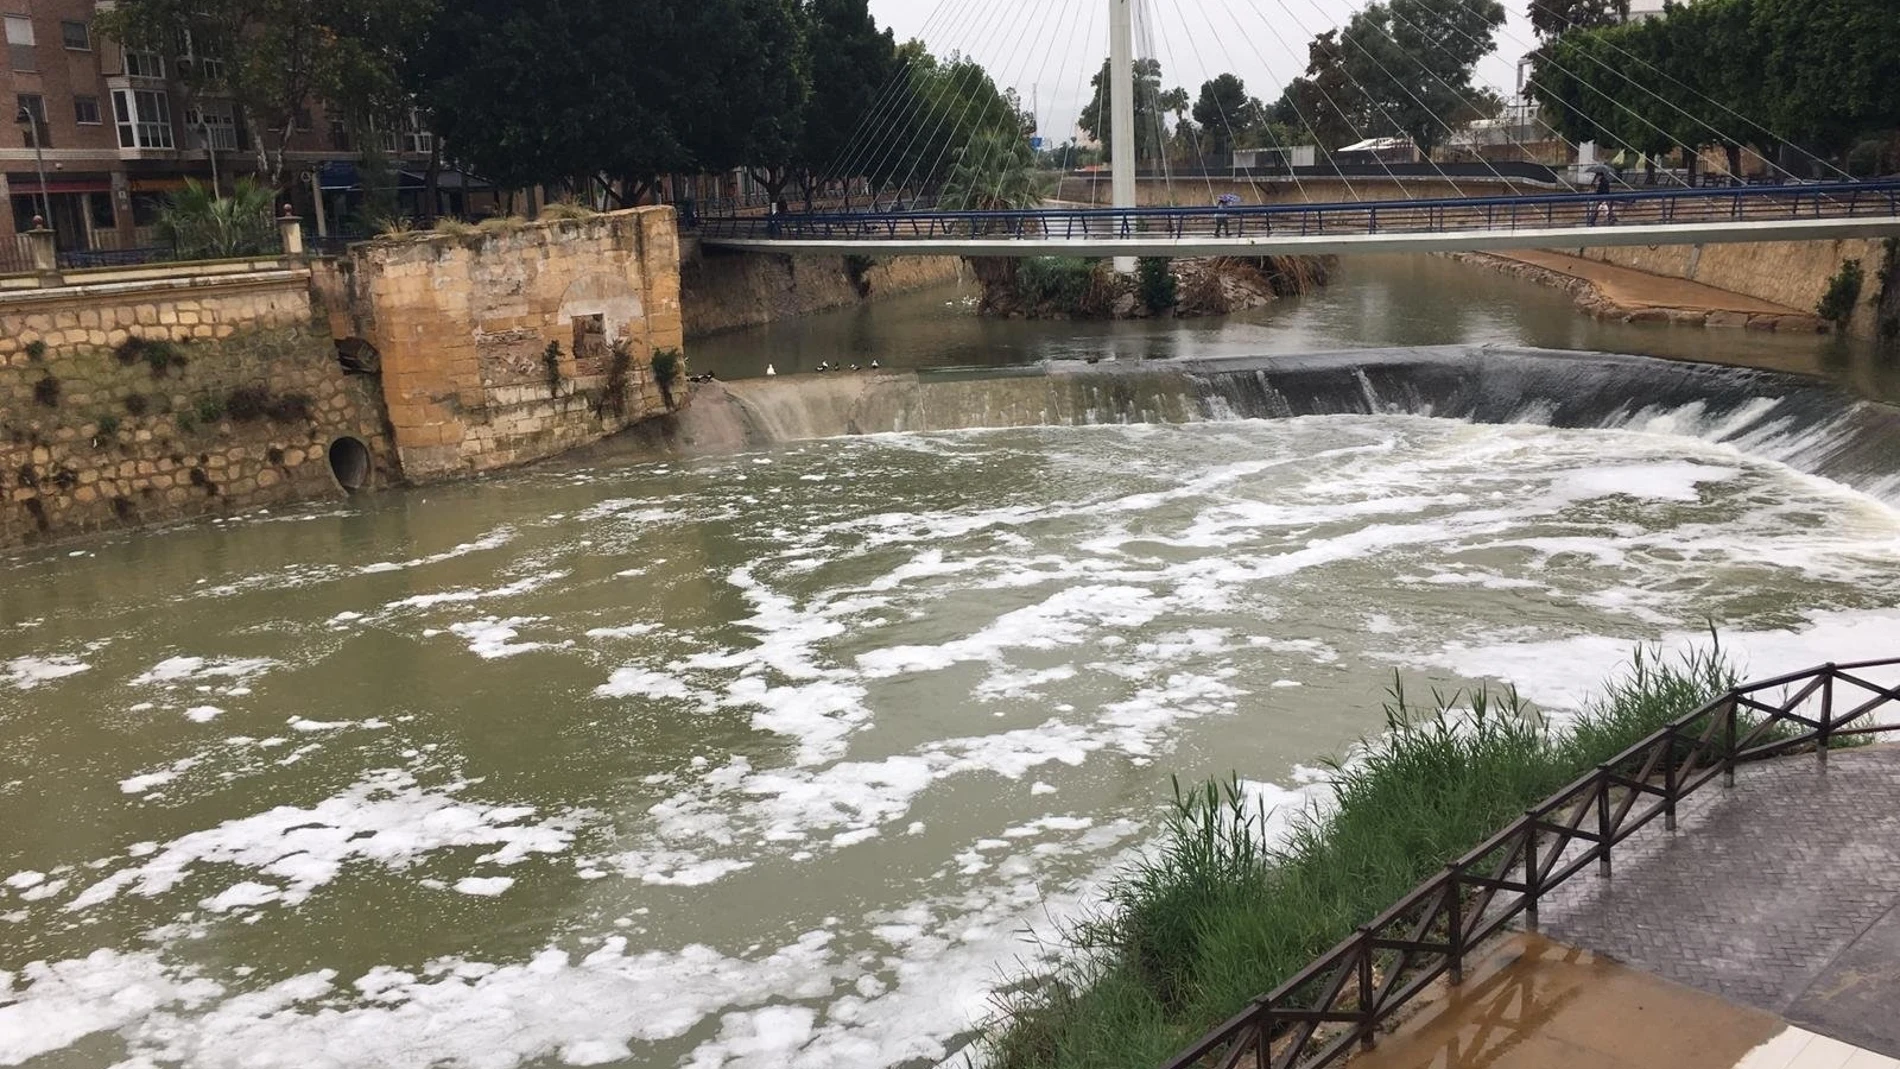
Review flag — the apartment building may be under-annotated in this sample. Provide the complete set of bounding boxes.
[0,0,436,259]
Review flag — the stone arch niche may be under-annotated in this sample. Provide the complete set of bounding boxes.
[557,274,645,377]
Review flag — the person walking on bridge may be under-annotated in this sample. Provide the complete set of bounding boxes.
[1588,169,1618,226]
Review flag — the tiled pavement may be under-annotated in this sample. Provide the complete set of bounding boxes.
[1540,746,1900,1058]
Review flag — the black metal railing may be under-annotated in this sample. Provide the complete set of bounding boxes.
[1160,658,1900,1069]
[699,179,1900,246]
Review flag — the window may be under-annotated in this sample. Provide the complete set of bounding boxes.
[176,29,225,84]
[74,95,100,125]
[112,88,173,149]
[186,100,236,151]
[59,20,87,50]
[293,105,312,132]
[16,92,45,147]
[328,119,351,152]
[402,109,433,155]
[6,15,35,72]
[123,48,163,79]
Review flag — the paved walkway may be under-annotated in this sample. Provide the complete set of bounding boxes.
[1496,249,1804,316]
[1541,746,1900,1058]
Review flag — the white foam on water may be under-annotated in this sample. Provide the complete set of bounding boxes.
[445,617,556,660]
[63,770,586,914]
[1,655,90,690]
[131,657,276,689]
[452,877,515,897]
[357,527,517,574]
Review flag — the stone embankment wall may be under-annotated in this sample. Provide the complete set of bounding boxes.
[0,268,394,549]
[1580,239,1888,338]
[331,208,685,480]
[1451,252,1828,332]
[682,249,960,338]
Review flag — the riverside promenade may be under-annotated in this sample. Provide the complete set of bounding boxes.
[1349,746,1900,1069]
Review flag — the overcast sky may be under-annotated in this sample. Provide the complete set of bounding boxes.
[865,0,1539,142]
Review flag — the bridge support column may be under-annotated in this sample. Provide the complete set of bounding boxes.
[1110,0,1136,274]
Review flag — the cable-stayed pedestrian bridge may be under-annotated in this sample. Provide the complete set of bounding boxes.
[698,180,1900,258]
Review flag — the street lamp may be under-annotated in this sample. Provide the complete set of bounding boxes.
[15,106,51,231]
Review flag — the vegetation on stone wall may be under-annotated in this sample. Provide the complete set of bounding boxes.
[2,324,375,548]
[651,348,683,408]
[542,342,565,396]
[1817,259,1865,326]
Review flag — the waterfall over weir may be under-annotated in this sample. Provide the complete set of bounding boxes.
[668,347,1900,502]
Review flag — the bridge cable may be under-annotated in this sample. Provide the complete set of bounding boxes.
[1154,0,1306,209]
[862,0,1029,209]
[1511,0,1852,184]
[980,0,1082,212]
[1143,0,1222,211]
[1202,0,1388,202]
[1287,0,1536,199]
[1134,0,1189,209]
[818,0,970,202]
[1364,0,1637,192]
[906,0,1061,211]
[1251,0,1470,198]
[842,0,1018,208]
[1437,0,1832,188]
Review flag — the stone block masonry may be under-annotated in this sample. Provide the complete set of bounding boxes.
[335,207,686,481]
[0,267,395,550]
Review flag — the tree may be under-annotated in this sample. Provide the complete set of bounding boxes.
[410,0,685,199]
[1194,74,1263,156]
[1751,0,1900,160]
[98,0,434,186]
[798,0,898,203]
[1077,57,1172,162]
[689,0,809,204]
[1274,32,1366,152]
[1529,0,1629,39]
[1338,0,1508,156]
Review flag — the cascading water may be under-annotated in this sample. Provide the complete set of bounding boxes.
[676,346,1900,503]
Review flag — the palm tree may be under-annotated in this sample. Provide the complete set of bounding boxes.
[156,178,278,260]
[939,129,1054,213]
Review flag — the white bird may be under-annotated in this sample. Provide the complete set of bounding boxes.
[870,360,880,369]
[765,364,777,377]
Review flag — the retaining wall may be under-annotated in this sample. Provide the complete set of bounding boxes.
[1580,239,1889,338]
[0,269,394,550]
[682,249,961,338]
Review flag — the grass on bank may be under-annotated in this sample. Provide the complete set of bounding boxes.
[977,645,1744,1069]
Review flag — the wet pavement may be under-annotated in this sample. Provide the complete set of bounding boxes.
[1543,746,1900,1058]
[1348,933,1786,1069]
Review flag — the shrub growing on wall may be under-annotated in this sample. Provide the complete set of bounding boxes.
[32,376,59,408]
[1818,259,1865,326]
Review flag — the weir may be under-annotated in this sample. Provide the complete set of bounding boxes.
[674,347,1900,501]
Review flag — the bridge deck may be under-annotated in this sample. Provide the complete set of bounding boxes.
[699,180,1900,257]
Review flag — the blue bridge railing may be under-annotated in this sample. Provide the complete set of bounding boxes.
[698,179,1900,245]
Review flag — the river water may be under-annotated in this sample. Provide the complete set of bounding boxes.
[5,257,1900,1069]
[692,255,1900,401]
